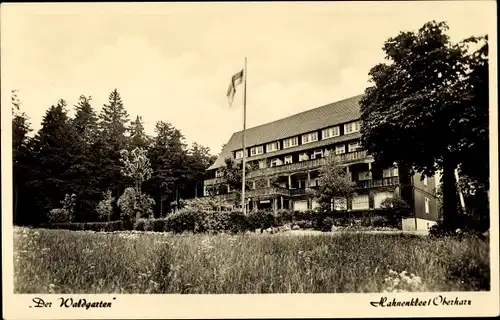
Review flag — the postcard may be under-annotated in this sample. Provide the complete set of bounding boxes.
[1,1,498,319]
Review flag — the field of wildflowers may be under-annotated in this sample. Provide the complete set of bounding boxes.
[13,227,490,293]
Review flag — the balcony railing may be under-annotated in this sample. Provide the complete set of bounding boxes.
[356,176,400,189]
[204,177,225,186]
[247,150,371,178]
[290,187,316,196]
[247,186,291,198]
[207,177,399,200]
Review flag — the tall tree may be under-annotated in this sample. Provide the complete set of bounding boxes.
[359,21,487,229]
[147,121,188,216]
[12,90,33,224]
[29,99,79,223]
[66,95,102,221]
[73,95,98,149]
[98,89,130,201]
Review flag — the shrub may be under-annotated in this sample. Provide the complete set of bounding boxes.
[276,209,294,225]
[48,194,76,223]
[294,220,314,229]
[47,209,73,223]
[181,197,233,212]
[164,209,247,234]
[247,210,278,231]
[96,190,115,222]
[372,215,389,228]
[117,187,155,221]
[380,196,411,225]
[319,216,335,231]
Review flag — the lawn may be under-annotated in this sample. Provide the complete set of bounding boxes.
[13,227,490,294]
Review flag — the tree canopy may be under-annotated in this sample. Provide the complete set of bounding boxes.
[360,21,489,229]
[12,89,217,225]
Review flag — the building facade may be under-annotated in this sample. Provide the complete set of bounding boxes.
[204,95,438,230]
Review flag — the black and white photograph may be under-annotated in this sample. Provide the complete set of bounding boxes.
[1,1,498,319]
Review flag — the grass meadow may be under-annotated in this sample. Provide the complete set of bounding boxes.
[13,227,490,294]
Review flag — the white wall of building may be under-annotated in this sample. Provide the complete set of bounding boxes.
[402,218,437,231]
[294,200,308,211]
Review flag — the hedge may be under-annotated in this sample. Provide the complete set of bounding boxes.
[37,208,405,233]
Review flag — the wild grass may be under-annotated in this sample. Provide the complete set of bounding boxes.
[13,227,490,294]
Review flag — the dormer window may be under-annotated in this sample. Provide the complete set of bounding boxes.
[250,145,264,156]
[235,150,243,159]
[283,136,299,149]
[266,141,280,153]
[301,132,318,144]
[344,121,361,134]
[322,126,340,139]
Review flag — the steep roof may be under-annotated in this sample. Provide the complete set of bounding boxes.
[208,94,364,170]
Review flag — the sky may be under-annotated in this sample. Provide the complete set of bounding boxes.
[1,1,495,155]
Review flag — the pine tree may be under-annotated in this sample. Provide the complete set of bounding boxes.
[99,89,129,150]
[29,99,79,223]
[98,89,130,204]
[129,115,150,150]
[147,121,188,216]
[66,95,102,221]
[73,95,98,151]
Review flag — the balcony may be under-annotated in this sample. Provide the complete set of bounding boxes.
[290,187,316,196]
[356,176,400,189]
[204,177,225,186]
[247,186,291,198]
[247,150,371,178]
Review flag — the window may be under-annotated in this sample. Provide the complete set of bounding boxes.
[335,145,346,155]
[423,177,428,186]
[348,141,362,152]
[425,197,430,214]
[215,170,223,178]
[374,192,394,209]
[299,152,309,162]
[283,137,299,149]
[270,158,282,167]
[344,121,361,134]
[250,145,264,156]
[284,155,293,164]
[311,149,323,159]
[322,126,340,139]
[266,141,280,153]
[301,132,318,144]
[383,167,399,178]
[235,150,243,159]
[352,194,370,210]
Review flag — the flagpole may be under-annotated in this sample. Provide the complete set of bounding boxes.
[242,57,248,215]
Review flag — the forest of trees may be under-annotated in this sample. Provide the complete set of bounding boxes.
[12,88,218,226]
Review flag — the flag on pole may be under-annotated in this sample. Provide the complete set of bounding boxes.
[226,69,244,107]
